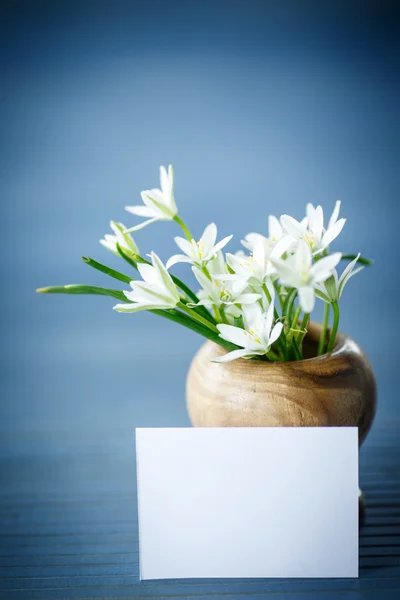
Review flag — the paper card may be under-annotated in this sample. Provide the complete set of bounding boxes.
[135,427,358,580]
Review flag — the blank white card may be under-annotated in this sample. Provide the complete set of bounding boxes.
[136,427,358,579]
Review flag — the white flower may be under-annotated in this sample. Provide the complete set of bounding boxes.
[125,165,177,232]
[113,251,180,313]
[100,221,139,258]
[315,254,364,303]
[271,240,342,312]
[212,302,283,362]
[225,235,291,286]
[191,268,260,309]
[166,223,232,269]
[206,251,229,276]
[281,200,346,256]
[241,215,291,253]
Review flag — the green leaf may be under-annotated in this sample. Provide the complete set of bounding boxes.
[36,285,127,303]
[82,256,132,283]
[291,337,303,361]
[341,254,374,266]
[153,309,238,353]
[324,275,337,300]
[315,289,331,303]
[282,287,297,320]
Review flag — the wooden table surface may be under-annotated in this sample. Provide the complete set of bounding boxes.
[1,420,399,600]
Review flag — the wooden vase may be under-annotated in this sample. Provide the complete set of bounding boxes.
[186,322,377,446]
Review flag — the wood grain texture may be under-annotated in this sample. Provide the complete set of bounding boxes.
[186,322,377,445]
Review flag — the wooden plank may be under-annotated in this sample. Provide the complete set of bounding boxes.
[1,575,400,595]
[1,584,400,599]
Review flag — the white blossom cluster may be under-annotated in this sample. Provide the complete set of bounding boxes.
[39,165,368,362]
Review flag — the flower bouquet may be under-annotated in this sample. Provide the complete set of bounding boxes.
[38,164,372,364]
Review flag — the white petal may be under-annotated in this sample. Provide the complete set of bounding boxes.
[142,189,175,217]
[235,293,262,304]
[263,301,275,338]
[213,273,241,281]
[160,165,169,193]
[295,240,312,273]
[109,221,122,235]
[166,254,194,269]
[167,164,174,185]
[211,234,233,256]
[211,349,253,363]
[113,301,172,313]
[321,218,346,249]
[217,324,251,348]
[310,252,342,283]
[264,277,276,304]
[137,263,159,285]
[192,267,215,296]
[309,205,324,242]
[242,303,263,330]
[281,215,307,239]
[241,232,267,251]
[186,298,214,308]
[150,252,179,300]
[269,257,302,288]
[300,216,309,227]
[328,200,341,230]
[201,223,217,256]
[208,251,227,275]
[339,253,360,284]
[225,253,242,273]
[338,265,364,298]
[268,321,283,346]
[298,286,315,313]
[306,203,315,223]
[124,205,157,217]
[123,218,159,233]
[99,239,117,253]
[270,234,294,258]
[252,236,266,267]
[186,299,213,308]
[174,236,195,255]
[268,215,283,240]
[125,283,170,304]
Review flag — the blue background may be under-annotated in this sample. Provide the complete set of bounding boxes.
[1,0,399,479]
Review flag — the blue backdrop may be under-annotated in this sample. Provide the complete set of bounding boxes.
[1,1,399,469]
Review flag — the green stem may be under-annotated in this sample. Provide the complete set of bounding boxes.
[266,349,282,362]
[262,283,279,320]
[174,215,193,241]
[326,301,340,353]
[82,257,132,284]
[201,266,212,281]
[213,305,224,323]
[318,303,330,356]
[296,312,310,344]
[219,306,230,324]
[178,302,219,333]
[283,288,297,331]
[291,306,301,331]
[291,338,303,361]
[274,282,285,310]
